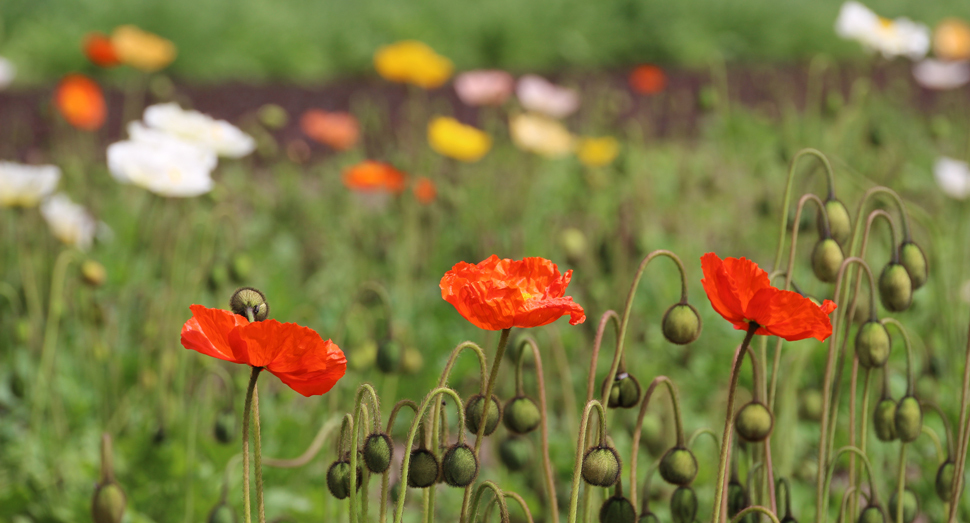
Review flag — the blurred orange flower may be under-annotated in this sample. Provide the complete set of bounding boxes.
[300,110,359,151]
[934,19,970,61]
[111,25,176,72]
[427,116,491,162]
[413,177,437,204]
[343,161,407,193]
[629,65,667,95]
[83,33,121,68]
[374,40,453,89]
[55,74,106,131]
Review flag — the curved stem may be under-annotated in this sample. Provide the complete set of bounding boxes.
[837,487,860,523]
[922,426,945,465]
[241,367,262,523]
[921,401,954,457]
[436,341,489,392]
[776,478,793,518]
[772,147,837,271]
[350,384,383,523]
[470,481,509,523]
[880,318,916,395]
[587,310,621,403]
[567,400,608,523]
[386,399,419,433]
[516,336,559,523]
[630,376,686,508]
[263,416,342,467]
[850,186,912,244]
[822,446,882,523]
[688,428,719,450]
[729,506,780,523]
[503,491,535,523]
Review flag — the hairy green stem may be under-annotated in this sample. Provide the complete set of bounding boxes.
[729,506,780,523]
[771,148,837,272]
[895,444,907,523]
[587,310,621,403]
[949,306,970,523]
[242,367,262,523]
[567,400,608,523]
[630,376,686,508]
[517,336,560,523]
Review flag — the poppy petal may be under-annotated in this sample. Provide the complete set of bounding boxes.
[700,253,746,325]
[721,256,772,312]
[747,288,835,342]
[180,305,248,363]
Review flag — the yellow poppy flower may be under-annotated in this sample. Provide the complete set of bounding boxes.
[509,113,574,158]
[374,41,453,89]
[427,117,491,162]
[577,137,620,167]
[111,25,177,72]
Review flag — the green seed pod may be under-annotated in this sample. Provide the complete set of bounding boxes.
[599,495,636,523]
[499,436,532,471]
[873,397,897,442]
[727,480,749,518]
[734,402,774,442]
[441,443,478,487]
[897,242,928,290]
[855,320,892,369]
[376,340,402,373]
[818,198,852,246]
[230,254,253,283]
[799,389,823,422]
[638,512,660,523]
[662,303,702,345]
[503,395,541,434]
[608,373,642,409]
[811,238,844,284]
[857,505,885,523]
[670,486,698,523]
[659,446,698,486]
[894,395,922,443]
[208,503,237,523]
[936,460,956,501]
[229,287,269,321]
[213,408,236,444]
[406,448,440,488]
[389,482,402,503]
[326,459,363,499]
[888,488,919,523]
[581,445,622,487]
[464,394,501,436]
[878,263,913,313]
[92,483,126,523]
[363,432,393,474]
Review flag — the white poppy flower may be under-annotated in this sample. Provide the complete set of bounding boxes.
[934,156,970,200]
[0,57,14,89]
[454,70,514,106]
[913,59,970,90]
[516,75,580,119]
[835,1,930,60]
[143,103,255,158]
[0,162,61,208]
[40,193,97,250]
[107,123,217,197]
[509,113,575,157]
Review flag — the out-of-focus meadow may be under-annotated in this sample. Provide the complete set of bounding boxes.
[1,2,970,523]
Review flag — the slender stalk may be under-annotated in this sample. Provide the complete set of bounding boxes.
[262,416,342,468]
[771,148,837,272]
[252,381,265,523]
[100,433,115,484]
[921,401,954,457]
[949,306,970,523]
[566,400,608,523]
[504,491,535,523]
[629,376,686,508]
[729,506,781,523]
[350,384,383,523]
[517,336,560,523]
[469,481,509,523]
[688,428,719,450]
[242,367,263,523]
[587,310,621,403]
[31,249,78,432]
[822,446,883,523]
[895,444,907,523]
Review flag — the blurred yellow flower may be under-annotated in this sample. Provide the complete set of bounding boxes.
[427,117,491,162]
[934,19,970,61]
[111,25,176,72]
[374,40,452,89]
[577,137,620,167]
[509,113,574,158]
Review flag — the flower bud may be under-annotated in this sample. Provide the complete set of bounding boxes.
[503,395,541,434]
[406,448,440,488]
[855,320,891,368]
[581,445,621,487]
[734,401,774,442]
[376,340,402,373]
[499,436,533,471]
[811,238,844,283]
[818,198,852,246]
[81,259,107,287]
[599,495,636,523]
[441,443,478,487]
[857,505,885,523]
[878,263,912,313]
[888,488,919,523]
[936,460,956,501]
[464,394,501,436]
[389,481,402,503]
[92,483,127,523]
[207,502,237,523]
[608,372,642,410]
[229,287,269,321]
[897,242,928,290]
[727,480,749,518]
[363,432,393,474]
[799,389,823,422]
[213,408,236,444]
[230,254,253,283]
[893,395,922,443]
[873,397,897,442]
[670,486,698,523]
[659,446,698,486]
[662,303,702,345]
[638,512,660,523]
[326,458,363,499]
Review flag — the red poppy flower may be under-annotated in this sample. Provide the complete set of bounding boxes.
[700,253,837,342]
[413,176,437,205]
[629,65,667,95]
[55,74,106,131]
[83,33,121,68]
[180,305,347,397]
[440,255,586,330]
[342,161,407,193]
[300,110,359,151]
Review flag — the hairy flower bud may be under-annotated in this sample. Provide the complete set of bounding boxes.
[670,486,698,523]
[662,303,702,345]
[92,483,126,523]
[581,445,621,487]
[894,395,922,443]
[888,488,919,523]
[464,394,501,436]
[659,446,698,486]
[638,512,660,523]
[878,263,913,313]
[608,372,642,410]
[898,242,928,290]
[499,436,532,471]
[734,401,774,442]
[376,340,402,373]
[441,443,478,487]
[811,238,844,283]
[855,320,891,369]
[857,505,885,523]
[936,460,956,501]
[818,198,852,246]
[229,287,269,321]
[406,448,440,488]
[503,395,541,434]
[873,397,897,442]
[363,432,393,474]
[326,458,363,499]
[599,495,636,523]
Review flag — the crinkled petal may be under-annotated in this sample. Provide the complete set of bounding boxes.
[747,289,835,342]
[180,305,248,363]
[513,296,586,328]
[700,253,746,326]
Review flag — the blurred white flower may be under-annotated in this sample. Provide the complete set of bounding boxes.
[454,70,514,106]
[0,57,15,89]
[516,75,580,119]
[107,122,217,197]
[509,113,574,157]
[934,156,970,200]
[40,193,97,250]
[143,103,255,158]
[0,162,61,208]
[912,59,970,90]
[835,1,930,60]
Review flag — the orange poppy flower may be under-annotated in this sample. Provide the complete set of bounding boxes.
[55,74,106,131]
[413,176,437,204]
[629,65,667,95]
[180,305,346,397]
[342,161,407,193]
[440,255,586,331]
[83,33,121,68]
[300,110,359,151]
[700,253,837,342]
